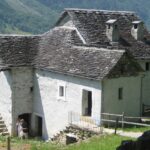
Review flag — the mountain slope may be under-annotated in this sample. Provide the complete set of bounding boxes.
[0,0,150,34]
[0,0,59,34]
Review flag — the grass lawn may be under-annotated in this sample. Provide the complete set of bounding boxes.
[106,126,150,133]
[65,135,134,150]
[122,126,150,132]
[0,134,134,150]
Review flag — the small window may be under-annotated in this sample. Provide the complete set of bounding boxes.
[146,62,150,71]
[59,86,64,97]
[134,24,138,29]
[118,88,123,100]
[58,84,66,100]
[30,87,33,92]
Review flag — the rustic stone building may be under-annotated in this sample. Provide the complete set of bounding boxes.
[0,8,150,140]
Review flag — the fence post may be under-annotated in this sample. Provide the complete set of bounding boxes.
[114,117,119,135]
[108,114,110,128]
[122,112,124,130]
[7,136,11,150]
[142,104,144,116]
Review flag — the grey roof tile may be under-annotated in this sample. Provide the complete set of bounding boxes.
[57,8,150,59]
[0,9,144,80]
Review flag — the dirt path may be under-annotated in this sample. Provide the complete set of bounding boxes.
[103,128,143,138]
[0,143,31,150]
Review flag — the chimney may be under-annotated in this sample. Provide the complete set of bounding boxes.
[131,21,144,40]
[106,19,119,42]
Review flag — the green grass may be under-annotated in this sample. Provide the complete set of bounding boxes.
[106,125,150,133]
[0,135,135,150]
[65,135,134,150]
[121,126,150,132]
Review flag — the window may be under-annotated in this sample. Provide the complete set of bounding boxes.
[134,24,138,29]
[30,87,33,92]
[146,62,150,71]
[118,88,123,100]
[58,84,66,100]
[59,86,64,97]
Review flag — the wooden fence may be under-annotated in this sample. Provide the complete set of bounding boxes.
[101,112,150,129]
[68,111,150,136]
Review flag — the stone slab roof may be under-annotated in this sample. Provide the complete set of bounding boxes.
[0,9,144,80]
[35,27,124,79]
[56,8,150,59]
[0,35,39,69]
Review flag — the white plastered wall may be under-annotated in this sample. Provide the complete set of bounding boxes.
[103,76,141,117]
[0,71,12,133]
[32,69,102,140]
[11,67,33,134]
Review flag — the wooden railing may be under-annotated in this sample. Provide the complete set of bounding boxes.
[101,112,150,129]
[68,111,150,134]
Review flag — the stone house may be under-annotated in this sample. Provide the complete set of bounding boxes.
[0,8,150,140]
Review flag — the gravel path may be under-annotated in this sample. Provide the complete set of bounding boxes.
[103,128,143,138]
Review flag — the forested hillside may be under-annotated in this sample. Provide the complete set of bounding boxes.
[0,0,150,34]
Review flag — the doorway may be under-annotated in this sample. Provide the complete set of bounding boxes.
[35,115,43,137]
[18,113,31,135]
[37,116,42,137]
[82,90,92,116]
[88,91,92,116]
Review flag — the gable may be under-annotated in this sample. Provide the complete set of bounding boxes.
[106,52,143,79]
[55,11,71,27]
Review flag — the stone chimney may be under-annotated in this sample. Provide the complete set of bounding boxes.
[131,21,144,40]
[106,19,119,42]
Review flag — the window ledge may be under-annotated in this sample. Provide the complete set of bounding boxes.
[57,97,67,102]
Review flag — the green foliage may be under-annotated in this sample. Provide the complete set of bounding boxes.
[0,0,150,34]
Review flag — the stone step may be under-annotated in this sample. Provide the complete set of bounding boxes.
[0,124,6,128]
[0,114,9,136]
[0,121,4,124]
[0,132,9,136]
[0,127,7,132]
[80,116,96,125]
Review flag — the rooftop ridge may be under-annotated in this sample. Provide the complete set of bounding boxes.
[73,46,125,53]
[65,8,135,14]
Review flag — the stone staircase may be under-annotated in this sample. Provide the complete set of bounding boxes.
[52,126,98,144]
[0,114,9,136]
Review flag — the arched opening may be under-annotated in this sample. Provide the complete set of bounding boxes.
[18,113,31,135]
